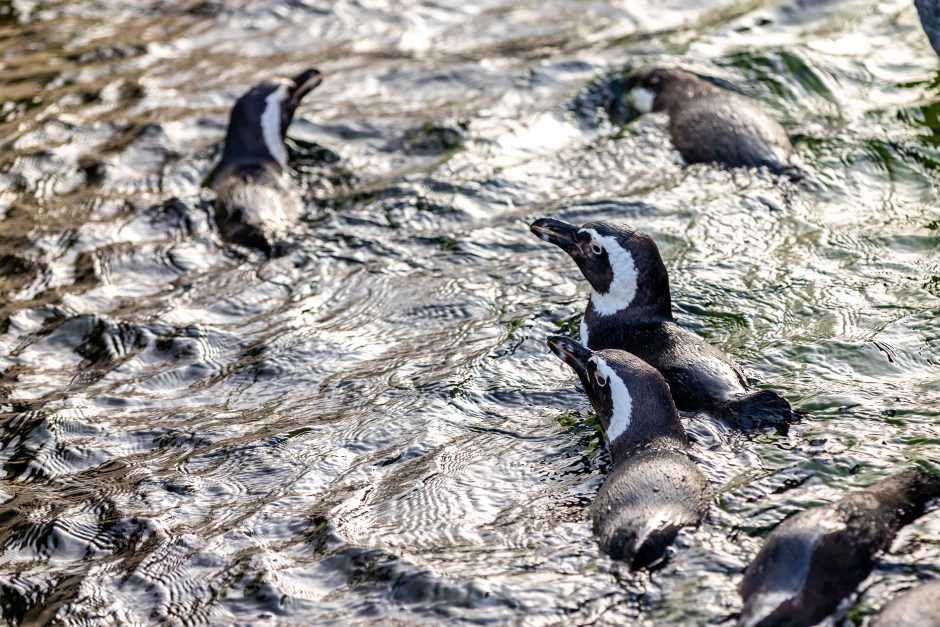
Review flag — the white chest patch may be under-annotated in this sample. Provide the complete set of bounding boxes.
[592,356,632,444]
[580,228,637,316]
[261,83,290,167]
[579,317,590,347]
[627,87,656,114]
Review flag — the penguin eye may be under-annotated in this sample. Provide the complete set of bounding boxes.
[590,243,603,255]
[593,372,608,387]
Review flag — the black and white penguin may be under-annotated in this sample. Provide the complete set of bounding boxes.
[531,217,795,430]
[915,0,940,59]
[739,470,940,627]
[209,68,323,255]
[547,335,712,569]
[623,66,802,180]
[873,579,940,627]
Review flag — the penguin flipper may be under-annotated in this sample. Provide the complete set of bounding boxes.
[722,389,798,432]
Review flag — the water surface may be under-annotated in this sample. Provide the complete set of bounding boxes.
[1,0,940,624]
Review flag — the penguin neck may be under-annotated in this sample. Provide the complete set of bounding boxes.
[595,361,688,465]
[220,132,285,173]
[219,84,292,172]
[585,292,673,327]
[607,427,688,465]
[583,245,674,326]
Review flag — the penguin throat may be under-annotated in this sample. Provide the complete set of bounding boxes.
[261,84,290,167]
[592,357,632,444]
[627,87,656,113]
[580,229,637,317]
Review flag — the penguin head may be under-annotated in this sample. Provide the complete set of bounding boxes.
[221,68,323,168]
[530,218,672,320]
[547,336,686,458]
[622,66,689,114]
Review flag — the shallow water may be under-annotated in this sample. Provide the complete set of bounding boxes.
[1,0,940,624]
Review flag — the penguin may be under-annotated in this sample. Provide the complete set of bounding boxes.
[623,66,803,180]
[547,335,712,569]
[915,0,940,59]
[739,470,940,627]
[531,217,795,430]
[209,68,323,255]
[873,579,940,627]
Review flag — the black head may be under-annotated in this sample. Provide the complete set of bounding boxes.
[220,68,323,168]
[622,66,695,113]
[531,218,672,321]
[547,336,686,460]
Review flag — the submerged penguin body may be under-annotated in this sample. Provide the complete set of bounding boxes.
[624,66,800,179]
[210,68,322,254]
[739,471,940,627]
[873,580,940,627]
[211,162,301,254]
[547,336,712,569]
[592,444,712,568]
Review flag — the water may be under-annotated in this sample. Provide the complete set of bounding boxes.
[1,0,939,623]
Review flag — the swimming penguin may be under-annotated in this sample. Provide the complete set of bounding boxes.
[623,66,802,180]
[209,68,322,255]
[531,217,795,430]
[873,579,940,627]
[739,470,940,627]
[547,335,712,569]
[915,0,940,59]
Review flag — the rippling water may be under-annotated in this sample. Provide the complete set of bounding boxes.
[1,0,940,624]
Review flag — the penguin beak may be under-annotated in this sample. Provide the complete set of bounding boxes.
[530,218,581,256]
[547,335,592,389]
[286,68,323,113]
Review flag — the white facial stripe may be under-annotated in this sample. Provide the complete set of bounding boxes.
[261,83,290,166]
[627,87,655,113]
[592,356,632,443]
[580,228,637,316]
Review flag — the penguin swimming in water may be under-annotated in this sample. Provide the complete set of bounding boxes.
[916,0,940,59]
[873,579,940,627]
[739,470,940,627]
[531,218,795,430]
[547,335,712,569]
[209,68,323,255]
[623,66,802,180]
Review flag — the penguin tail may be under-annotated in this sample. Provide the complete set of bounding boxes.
[630,524,683,571]
[601,523,681,571]
[722,389,799,433]
[768,163,808,183]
